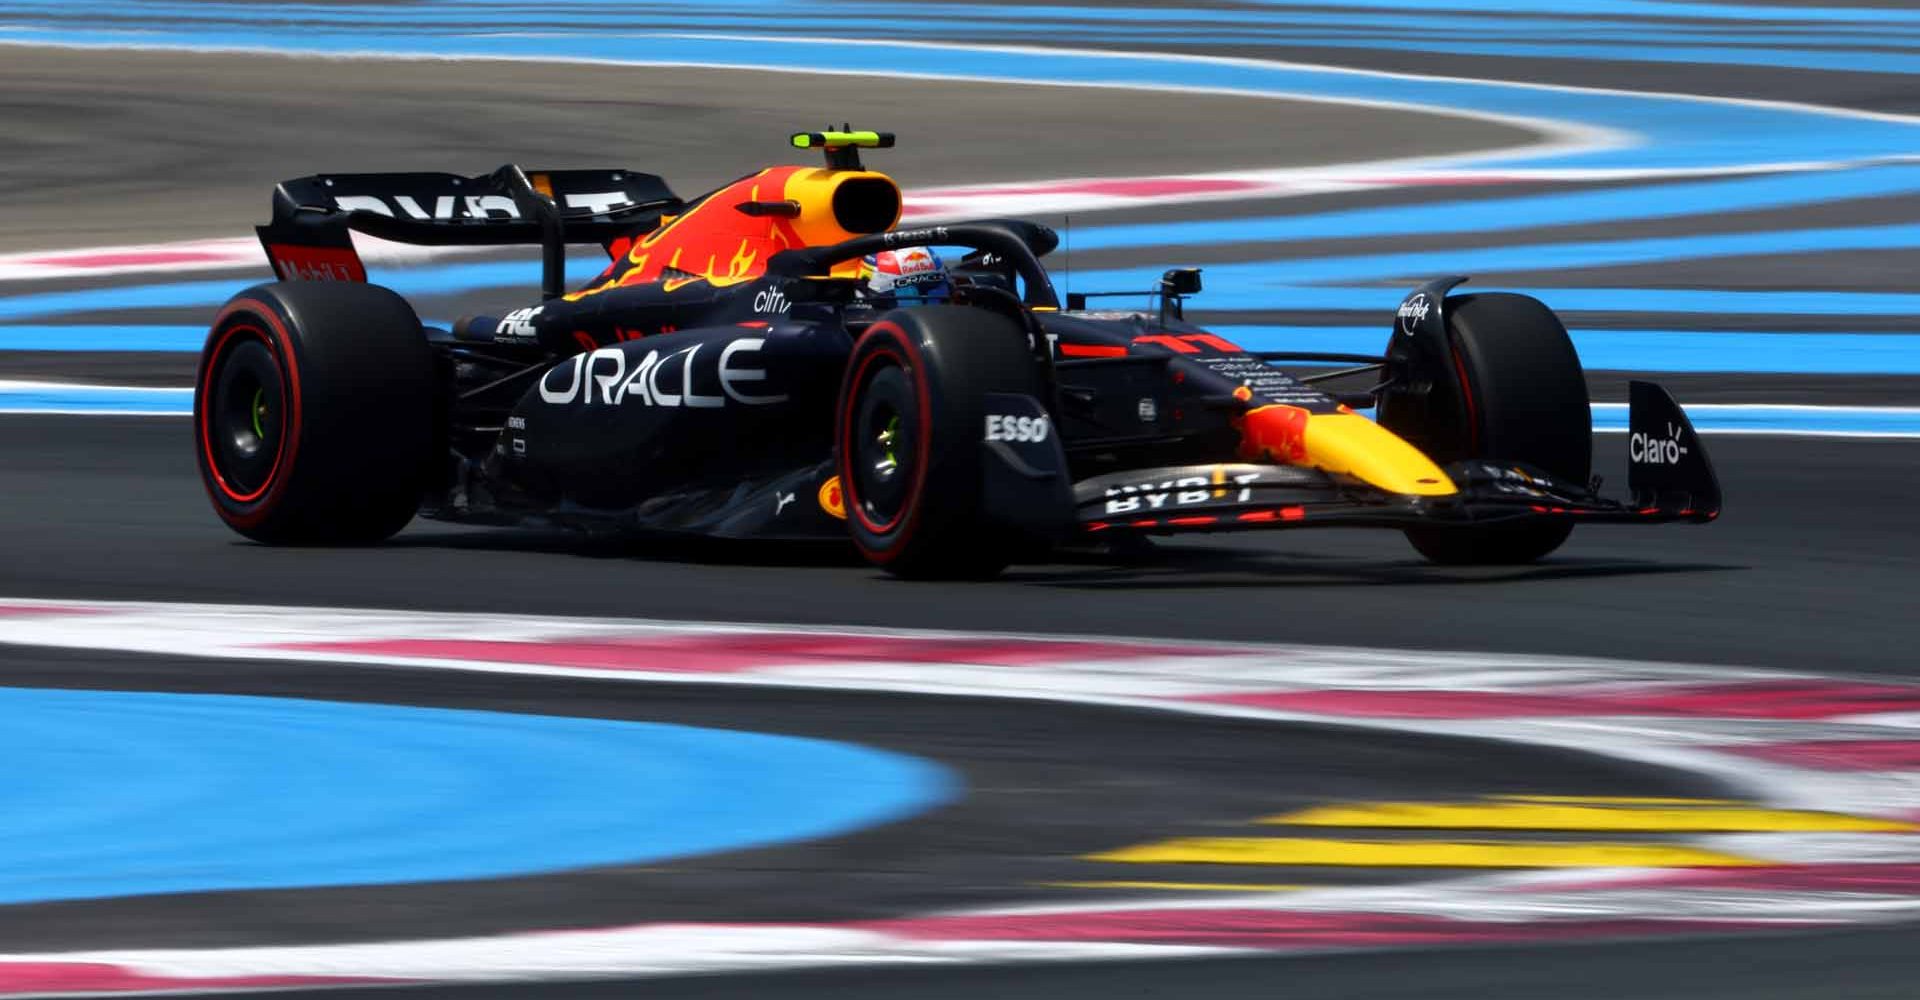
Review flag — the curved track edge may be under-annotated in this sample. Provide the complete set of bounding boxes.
[2,598,1919,994]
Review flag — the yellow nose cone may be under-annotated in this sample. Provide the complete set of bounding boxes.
[1303,413,1457,496]
[1236,405,1456,496]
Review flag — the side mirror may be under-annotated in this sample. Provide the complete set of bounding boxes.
[1161,268,1202,296]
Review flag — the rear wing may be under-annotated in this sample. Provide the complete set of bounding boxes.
[256,164,682,295]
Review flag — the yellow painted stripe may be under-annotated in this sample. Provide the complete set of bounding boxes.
[1087,837,1765,868]
[1042,881,1309,892]
[1260,800,1915,833]
[1495,795,1744,805]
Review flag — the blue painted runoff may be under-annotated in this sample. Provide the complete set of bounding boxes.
[5,1,1920,39]
[1591,403,1920,437]
[10,215,1920,326]
[7,24,1920,173]
[0,326,209,352]
[1067,167,1920,252]
[11,321,1920,376]
[0,687,954,904]
[0,383,192,414]
[1215,327,1920,375]
[1068,221,1920,298]
[4,375,1916,436]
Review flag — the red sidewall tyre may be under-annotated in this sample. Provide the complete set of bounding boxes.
[839,330,931,554]
[197,304,304,531]
[835,306,1043,579]
[194,281,435,545]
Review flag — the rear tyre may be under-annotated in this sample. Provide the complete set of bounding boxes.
[837,305,1044,579]
[194,281,435,544]
[1381,292,1590,565]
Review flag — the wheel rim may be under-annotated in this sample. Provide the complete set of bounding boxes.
[205,333,287,501]
[850,363,918,532]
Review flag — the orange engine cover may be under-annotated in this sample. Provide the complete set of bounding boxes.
[572,165,902,300]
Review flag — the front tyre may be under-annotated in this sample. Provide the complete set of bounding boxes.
[837,306,1044,579]
[194,281,435,544]
[1382,292,1591,565]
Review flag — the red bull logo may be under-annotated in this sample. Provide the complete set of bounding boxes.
[891,247,936,273]
[1235,404,1312,464]
[866,246,946,294]
[818,476,847,519]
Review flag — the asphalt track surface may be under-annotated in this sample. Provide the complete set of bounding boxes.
[5,424,1919,991]
[0,47,1516,254]
[7,419,1916,678]
[4,2,1920,997]
[0,643,1709,951]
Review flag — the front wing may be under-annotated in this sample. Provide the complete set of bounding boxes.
[1076,460,1715,537]
[1073,380,1721,536]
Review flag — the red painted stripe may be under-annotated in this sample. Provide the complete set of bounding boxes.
[1193,681,1920,720]
[917,178,1265,199]
[20,250,237,268]
[0,963,387,995]
[854,909,1802,948]
[1722,740,1920,771]
[0,605,100,618]
[272,633,1221,672]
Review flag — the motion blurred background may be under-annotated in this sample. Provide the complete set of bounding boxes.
[1,2,1918,998]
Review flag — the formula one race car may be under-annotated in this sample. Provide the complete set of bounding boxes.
[194,130,1721,578]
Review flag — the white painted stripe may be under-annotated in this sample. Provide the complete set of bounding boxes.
[2,925,1228,984]
[0,877,1905,988]
[0,234,500,282]
[1834,712,1920,729]
[0,598,1912,822]
[0,599,1777,689]
[0,380,192,392]
[1593,428,1920,439]
[0,409,186,417]
[1707,833,1920,864]
[0,171,1465,283]
[2,597,1920,988]
[1589,403,1920,440]
[0,380,194,418]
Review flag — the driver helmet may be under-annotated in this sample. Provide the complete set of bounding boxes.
[862,246,951,304]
